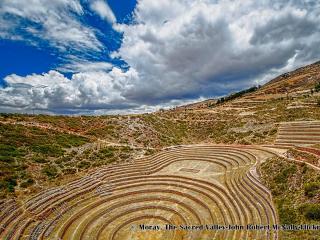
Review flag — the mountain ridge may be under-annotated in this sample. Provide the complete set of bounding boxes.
[173,60,320,111]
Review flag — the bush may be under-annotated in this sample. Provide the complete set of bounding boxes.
[0,156,15,163]
[300,204,320,220]
[216,86,259,104]
[0,144,25,158]
[145,148,156,155]
[31,144,64,157]
[304,182,320,197]
[268,128,278,136]
[274,165,297,183]
[20,178,34,188]
[62,168,77,174]
[55,134,88,148]
[78,161,90,169]
[42,165,59,179]
[278,205,298,224]
[99,147,114,157]
[31,155,47,163]
[0,177,17,193]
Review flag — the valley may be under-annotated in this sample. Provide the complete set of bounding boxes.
[1,61,320,239]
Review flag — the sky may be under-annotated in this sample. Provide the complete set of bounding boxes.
[0,0,319,115]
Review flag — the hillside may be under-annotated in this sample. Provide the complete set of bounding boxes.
[261,61,320,94]
[260,157,320,240]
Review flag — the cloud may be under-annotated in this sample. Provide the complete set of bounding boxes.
[0,69,134,112]
[0,68,135,112]
[90,0,116,24]
[112,0,320,105]
[0,67,197,114]
[0,0,103,52]
[250,9,320,45]
[57,60,113,73]
[1,0,320,114]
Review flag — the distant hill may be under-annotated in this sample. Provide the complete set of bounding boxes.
[173,60,320,110]
[257,61,320,95]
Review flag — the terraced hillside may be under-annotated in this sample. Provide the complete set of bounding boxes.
[260,61,320,95]
[275,121,320,146]
[0,145,278,240]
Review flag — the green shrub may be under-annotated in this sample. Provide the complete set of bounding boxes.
[78,161,90,169]
[42,165,59,179]
[0,156,15,163]
[31,144,64,157]
[0,177,17,193]
[31,155,47,163]
[62,168,77,174]
[278,205,298,224]
[268,128,278,136]
[20,178,34,188]
[300,204,320,220]
[304,182,320,197]
[99,147,114,157]
[274,165,297,183]
[55,134,88,148]
[60,155,72,162]
[145,149,156,155]
[216,86,259,104]
[0,144,26,158]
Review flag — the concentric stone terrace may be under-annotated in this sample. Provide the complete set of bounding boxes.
[0,145,278,240]
[275,121,320,146]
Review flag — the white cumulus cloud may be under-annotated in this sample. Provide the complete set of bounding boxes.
[90,0,116,24]
[1,0,320,114]
[0,0,103,51]
[0,69,137,113]
[114,0,320,104]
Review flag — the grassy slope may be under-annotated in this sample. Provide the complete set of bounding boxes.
[159,95,320,144]
[260,157,320,240]
[0,122,90,198]
[261,61,320,94]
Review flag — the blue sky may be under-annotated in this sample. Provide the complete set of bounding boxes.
[0,0,136,84]
[0,0,319,114]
